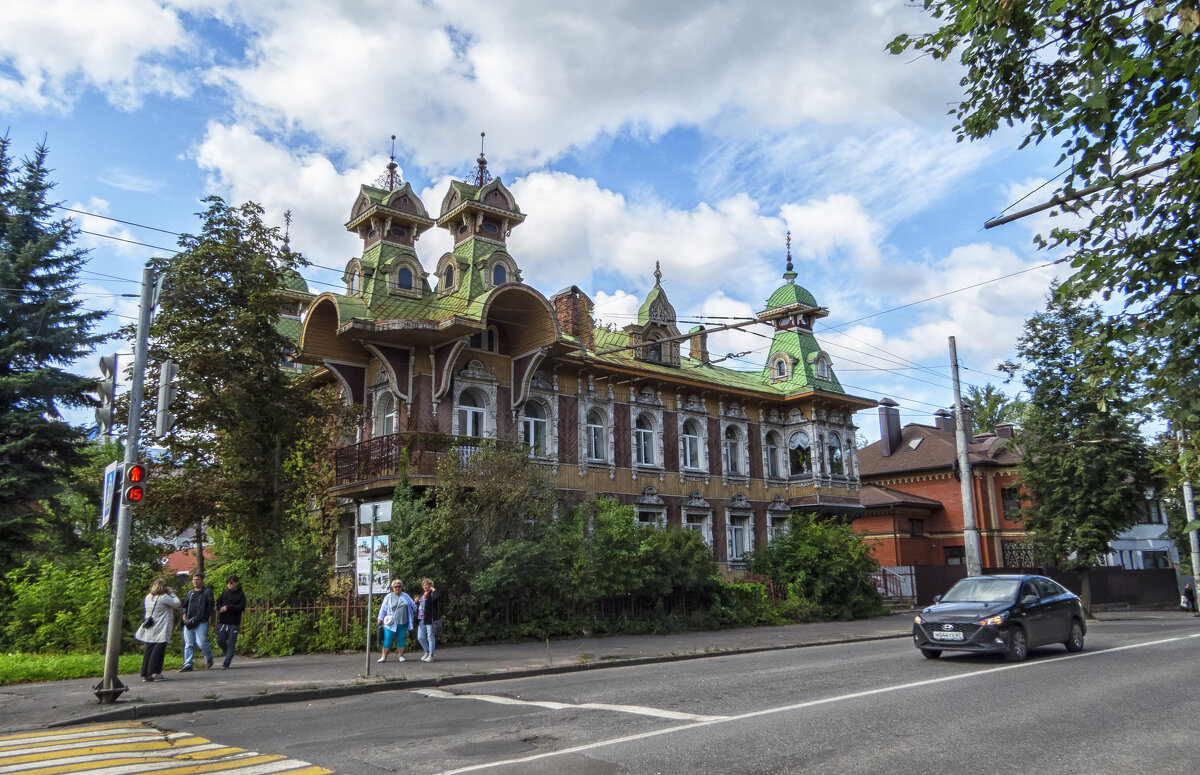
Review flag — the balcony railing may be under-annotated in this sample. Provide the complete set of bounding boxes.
[334,432,528,485]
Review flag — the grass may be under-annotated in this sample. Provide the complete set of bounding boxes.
[0,652,185,685]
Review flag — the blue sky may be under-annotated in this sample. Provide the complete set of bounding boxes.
[2,0,1075,441]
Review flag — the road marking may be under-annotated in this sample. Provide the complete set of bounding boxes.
[0,723,332,775]
[414,687,729,721]
[433,632,1200,774]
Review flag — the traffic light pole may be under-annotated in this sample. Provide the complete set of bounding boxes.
[96,267,156,704]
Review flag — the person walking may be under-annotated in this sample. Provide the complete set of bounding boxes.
[415,577,444,663]
[1185,583,1197,614]
[376,580,416,662]
[179,571,215,671]
[215,574,246,669]
[134,578,180,682]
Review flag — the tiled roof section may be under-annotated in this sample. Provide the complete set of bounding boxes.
[280,268,310,294]
[860,483,942,509]
[764,281,818,310]
[276,315,303,344]
[762,330,844,392]
[858,423,1021,477]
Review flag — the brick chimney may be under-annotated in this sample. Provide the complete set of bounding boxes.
[878,397,902,457]
[689,325,709,363]
[933,408,954,433]
[551,286,594,351]
[995,422,1015,438]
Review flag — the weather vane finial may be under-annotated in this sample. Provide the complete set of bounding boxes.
[653,260,663,287]
[786,230,793,273]
[282,209,293,252]
[472,131,492,187]
[375,134,402,190]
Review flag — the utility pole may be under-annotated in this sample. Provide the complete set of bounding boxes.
[949,336,983,577]
[95,267,156,703]
[363,500,375,676]
[1180,431,1199,594]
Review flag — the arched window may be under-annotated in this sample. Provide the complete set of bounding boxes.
[456,390,485,438]
[774,358,788,379]
[634,415,655,466]
[765,431,781,479]
[395,266,412,290]
[373,391,395,437]
[492,264,507,286]
[816,355,831,381]
[349,271,361,295]
[681,419,701,469]
[646,339,662,363]
[828,432,844,475]
[521,401,548,456]
[586,409,606,461]
[725,426,743,475]
[443,265,455,291]
[486,326,498,353]
[789,431,812,475]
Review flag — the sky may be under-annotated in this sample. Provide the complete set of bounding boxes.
[1,0,1077,442]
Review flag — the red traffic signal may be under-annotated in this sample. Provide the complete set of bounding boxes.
[121,463,147,506]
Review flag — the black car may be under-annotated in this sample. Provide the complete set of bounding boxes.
[913,574,1086,662]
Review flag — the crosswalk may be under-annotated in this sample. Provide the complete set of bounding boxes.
[0,722,333,774]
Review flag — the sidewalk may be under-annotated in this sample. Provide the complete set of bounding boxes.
[0,609,1177,734]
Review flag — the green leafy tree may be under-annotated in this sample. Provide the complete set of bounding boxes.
[891,1,1200,444]
[141,197,319,551]
[0,139,106,570]
[746,513,882,620]
[963,383,1023,434]
[1001,291,1154,608]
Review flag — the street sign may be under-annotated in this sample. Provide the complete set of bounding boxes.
[356,535,390,595]
[100,461,120,527]
[358,500,392,525]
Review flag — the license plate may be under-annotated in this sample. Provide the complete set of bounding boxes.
[932,631,964,641]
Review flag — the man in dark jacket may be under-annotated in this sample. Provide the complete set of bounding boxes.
[215,574,247,669]
[179,571,215,671]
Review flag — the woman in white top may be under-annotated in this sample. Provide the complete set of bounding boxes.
[134,577,181,682]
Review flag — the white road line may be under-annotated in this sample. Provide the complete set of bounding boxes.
[433,633,1200,774]
[414,688,729,721]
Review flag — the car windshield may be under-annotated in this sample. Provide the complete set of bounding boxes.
[940,578,1020,603]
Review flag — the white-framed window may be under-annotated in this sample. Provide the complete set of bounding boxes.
[772,357,789,381]
[634,414,656,466]
[828,432,844,475]
[456,389,486,438]
[684,511,712,545]
[521,400,549,456]
[681,418,703,470]
[349,271,362,295]
[724,425,744,476]
[727,513,752,565]
[765,431,782,479]
[585,408,607,462]
[789,430,812,475]
[815,354,831,381]
[636,509,666,528]
[768,516,789,544]
[372,390,396,437]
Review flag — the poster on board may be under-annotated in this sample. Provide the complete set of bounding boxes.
[355,535,390,595]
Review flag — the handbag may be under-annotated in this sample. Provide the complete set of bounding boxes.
[141,596,159,630]
[1181,594,1190,610]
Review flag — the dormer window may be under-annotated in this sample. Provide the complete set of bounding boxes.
[773,357,789,381]
[443,265,455,291]
[396,266,413,290]
[349,271,362,295]
[492,264,507,286]
[815,354,831,381]
[647,338,662,363]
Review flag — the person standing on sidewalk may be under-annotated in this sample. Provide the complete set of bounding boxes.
[179,571,215,671]
[416,577,444,662]
[376,580,416,662]
[134,578,180,682]
[1185,583,1197,613]
[215,574,246,669]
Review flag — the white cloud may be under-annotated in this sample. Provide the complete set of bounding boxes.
[0,0,193,112]
[98,168,166,193]
[71,198,159,259]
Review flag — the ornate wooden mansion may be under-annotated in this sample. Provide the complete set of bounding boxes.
[291,152,875,575]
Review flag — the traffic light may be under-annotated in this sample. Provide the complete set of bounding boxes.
[96,354,117,435]
[120,462,147,506]
[155,360,179,438]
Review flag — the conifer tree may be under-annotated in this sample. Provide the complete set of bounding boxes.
[0,138,106,570]
[1002,291,1153,609]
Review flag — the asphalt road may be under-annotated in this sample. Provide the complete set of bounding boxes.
[153,618,1200,774]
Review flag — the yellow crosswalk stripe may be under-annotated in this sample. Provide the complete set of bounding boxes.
[0,724,332,775]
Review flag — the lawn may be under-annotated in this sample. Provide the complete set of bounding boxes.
[0,652,185,685]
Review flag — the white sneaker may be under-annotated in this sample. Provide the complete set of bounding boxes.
[376,657,386,663]
[423,654,434,662]
[396,656,405,662]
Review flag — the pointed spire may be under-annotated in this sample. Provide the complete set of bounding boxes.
[782,230,797,284]
[282,209,293,253]
[653,260,663,287]
[472,132,492,187]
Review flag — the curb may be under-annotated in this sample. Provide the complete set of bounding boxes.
[52,632,909,728]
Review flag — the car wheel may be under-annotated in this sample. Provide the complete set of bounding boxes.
[921,649,942,659]
[1005,627,1028,662]
[1064,620,1084,652]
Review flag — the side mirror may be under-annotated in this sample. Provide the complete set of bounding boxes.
[933,595,942,604]
[1021,594,1038,606]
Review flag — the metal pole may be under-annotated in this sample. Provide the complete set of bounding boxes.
[96,267,155,703]
[364,502,376,676]
[949,336,983,577]
[1180,432,1199,600]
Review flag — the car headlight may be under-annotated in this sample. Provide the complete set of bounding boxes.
[978,611,1008,627]
[914,614,925,624]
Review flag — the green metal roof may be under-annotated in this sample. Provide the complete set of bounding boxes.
[763,280,818,310]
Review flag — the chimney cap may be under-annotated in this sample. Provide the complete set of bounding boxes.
[878,397,898,407]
